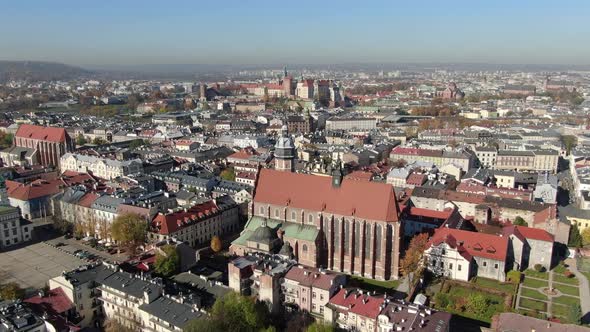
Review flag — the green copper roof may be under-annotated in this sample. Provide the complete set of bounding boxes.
[232,216,319,247]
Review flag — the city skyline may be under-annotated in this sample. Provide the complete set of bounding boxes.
[1,0,589,66]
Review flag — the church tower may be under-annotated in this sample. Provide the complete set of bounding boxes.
[274,125,295,172]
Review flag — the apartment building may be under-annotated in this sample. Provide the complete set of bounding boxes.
[60,153,144,180]
[0,205,32,249]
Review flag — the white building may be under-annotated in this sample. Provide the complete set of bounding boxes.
[0,205,32,249]
[61,153,143,180]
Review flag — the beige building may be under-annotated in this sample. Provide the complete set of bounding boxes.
[60,153,143,180]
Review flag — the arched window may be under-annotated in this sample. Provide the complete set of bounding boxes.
[364,223,371,257]
[308,214,314,224]
[375,224,382,261]
[259,206,264,215]
[354,221,361,256]
[334,219,340,251]
[302,244,308,252]
[291,211,297,221]
[343,220,350,252]
[274,208,279,218]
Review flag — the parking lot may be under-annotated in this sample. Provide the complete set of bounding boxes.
[44,236,129,262]
[0,242,86,290]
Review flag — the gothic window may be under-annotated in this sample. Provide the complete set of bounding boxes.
[343,220,350,252]
[302,244,308,252]
[364,223,371,257]
[334,220,340,251]
[291,211,297,221]
[308,214,314,224]
[375,224,382,261]
[354,221,361,256]
[274,209,279,218]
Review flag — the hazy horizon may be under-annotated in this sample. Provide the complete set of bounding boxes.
[2,0,589,66]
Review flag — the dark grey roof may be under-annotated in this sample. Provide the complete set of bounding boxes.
[138,296,203,330]
[97,270,160,299]
[248,225,277,244]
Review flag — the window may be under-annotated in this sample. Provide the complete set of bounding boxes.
[291,211,297,221]
[312,292,316,298]
[494,263,499,269]
[441,248,446,255]
[354,221,361,256]
[449,263,453,269]
[274,209,279,218]
[302,244,308,252]
[259,206,264,215]
[483,261,487,267]
[458,264,462,271]
[334,220,340,251]
[375,224,382,261]
[308,214,314,224]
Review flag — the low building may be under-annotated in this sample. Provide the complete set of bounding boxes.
[503,225,554,271]
[424,227,508,282]
[60,153,143,180]
[149,197,240,248]
[0,300,48,332]
[283,266,346,317]
[0,205,32,249]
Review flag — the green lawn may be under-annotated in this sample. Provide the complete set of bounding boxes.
[553,264,567,274]
[348,275,400,294]
[523,276,548,288]
[520,287,548,301]
[524,269,549,280]
[551,303,571,318]
[474,277,516,294]
[553,295,580,306]
[553,283,580,296]
[436,284,506,323]
[553,274,578,285]
[519,298,547,312]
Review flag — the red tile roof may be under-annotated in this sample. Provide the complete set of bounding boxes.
[407,207,453,220]
[285,266,340,290]
[24,288,73,314]
[15,124,68,143]
[344,171,373,182]
[406,173,427,186]
[391,146,442,157]
[77,192,100,208]
[228,147,259,161]
[329,288,385,319]
[254,169,400,222]
[6,172,98,201]
[504,225,554,242]
[427,227,508,261]
[151,200,219,235]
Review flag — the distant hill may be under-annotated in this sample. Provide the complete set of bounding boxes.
[0,61,93,82]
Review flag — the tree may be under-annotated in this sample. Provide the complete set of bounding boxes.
[111,213,146,255]
[129,139,147,149]
[569,224,583,248]
[561,135,578,155]
[76,134,87,146]
[568,303,582,324]
[210,236,222,253]
[155,245,180,277]
[582,227,590,247]
[390,158,407,168]
[400,233,430,285]
[0,282,24,300]
[92,137,106,145]
[513,216,528,227]
[466,293,489,317]
[220,167,236,181]
[0,132,13,149]
[184,292,269,332]
[306,322,335,332]
[104,319,135,332]
[52,216,72,235]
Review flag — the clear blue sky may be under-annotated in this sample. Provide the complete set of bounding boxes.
[1,0,589,66]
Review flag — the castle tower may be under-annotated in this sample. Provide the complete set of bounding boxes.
[274,125,295,172]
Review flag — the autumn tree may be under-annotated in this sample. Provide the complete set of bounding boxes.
[400,233,430,286]
[104,319,136,332]
[92,137,106,145]
[582,228,590,247]
[390,159,407,168]
[561,135,578,155]
[0,282,24,300]
[210,235,222,253]
[111,213,146,255]
[155,245,180,277]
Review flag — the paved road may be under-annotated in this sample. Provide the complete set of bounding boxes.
[566,258,590,323]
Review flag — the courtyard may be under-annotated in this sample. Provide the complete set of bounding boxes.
[0,242,85,291]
